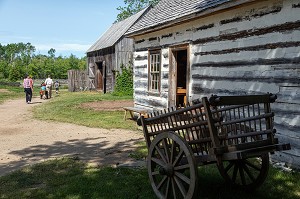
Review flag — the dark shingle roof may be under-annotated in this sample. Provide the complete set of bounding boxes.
[126,0,232,35]
[87,7,149,53]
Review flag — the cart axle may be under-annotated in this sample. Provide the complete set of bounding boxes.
[159,164,174,177]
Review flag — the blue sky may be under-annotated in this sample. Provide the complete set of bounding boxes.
[0,0,125,58]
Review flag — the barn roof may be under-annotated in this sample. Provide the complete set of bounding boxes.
[126,0,245,36]
[87,7,149,53]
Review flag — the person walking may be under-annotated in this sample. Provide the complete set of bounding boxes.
[54,80,60,94]
[23,74,33,104]
[44,75,53,99]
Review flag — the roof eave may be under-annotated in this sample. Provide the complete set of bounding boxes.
[87,6,151,53]
[126,0,257,38]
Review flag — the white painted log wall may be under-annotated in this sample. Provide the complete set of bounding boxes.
[132,0,300,168]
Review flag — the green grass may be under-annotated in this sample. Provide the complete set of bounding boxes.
[0,157,299,199]
[0,85,24,103]
[196,164,300,199]
[0,158,155,199]
[32,90,139,130]
[1,86,300,198]
[128,141,148,160]
[0,84,46,104]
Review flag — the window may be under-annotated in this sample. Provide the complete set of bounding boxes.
[149,50,161,92]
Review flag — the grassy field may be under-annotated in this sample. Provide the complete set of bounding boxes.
[0,86,299,199]
[0,85,24,104]
[0,157,299,199]
[32,90,138,130]
[0,83,48,104]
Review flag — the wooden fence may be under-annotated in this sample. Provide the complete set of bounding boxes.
[67,70,88,92]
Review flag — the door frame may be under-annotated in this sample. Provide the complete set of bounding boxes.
[168,44,190,107]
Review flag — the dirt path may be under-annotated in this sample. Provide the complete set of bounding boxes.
[0,96,144,176]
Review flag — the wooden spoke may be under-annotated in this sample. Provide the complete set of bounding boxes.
[170,139,176,163]
[151,157,165,167]
[217,153,269,190]
[157,176,168,190]
[165,178,170,199]
[232,164,238,183]
[239,164,246,185]
[172,149,184,167]
[244,159,261,171]
[148,132,198,199]
[151,170,160,176]
[154,145,168,163]
[225,162,234,172]
[242,163,256,182]
[174,164,190,171]
[174,175,187,197]
[171,178,177,199]
[174,171,191,184]
[162,138,170,163]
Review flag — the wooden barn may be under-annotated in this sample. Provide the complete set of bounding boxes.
[86,7,148,93]
[126,0,300,168]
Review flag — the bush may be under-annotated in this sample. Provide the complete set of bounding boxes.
[112,64,133,96]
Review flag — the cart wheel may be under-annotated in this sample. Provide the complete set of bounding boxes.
[217,153,269,190]
[148,131,198,199]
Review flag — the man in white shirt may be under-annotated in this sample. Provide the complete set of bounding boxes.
[44,75,53,99]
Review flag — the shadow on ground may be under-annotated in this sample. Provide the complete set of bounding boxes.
[1,136,144,176]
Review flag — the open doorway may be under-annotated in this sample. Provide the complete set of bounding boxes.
[176,50,187,106]
[96,61,106,93]
[169,46,188,107]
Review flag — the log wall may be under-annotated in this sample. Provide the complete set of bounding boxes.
[132,0,300,168]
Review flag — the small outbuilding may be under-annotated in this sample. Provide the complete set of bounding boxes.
[126,0,300,168]
[86,7,148,93]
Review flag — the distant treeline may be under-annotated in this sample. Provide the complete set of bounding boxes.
[0,42,86,81]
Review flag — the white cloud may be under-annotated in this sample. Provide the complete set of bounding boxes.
[35,43,91,52]
[0,32,33,43]
[34,43,91,57]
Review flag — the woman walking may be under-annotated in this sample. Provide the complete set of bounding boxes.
[23,74,33,104]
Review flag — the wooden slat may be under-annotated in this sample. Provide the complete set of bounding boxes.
[209,94,277,106]
[144,102,204,123]
[217,112,274,126]
[212,138,278,155]
[222,143,291,161]
[146,120,208,136]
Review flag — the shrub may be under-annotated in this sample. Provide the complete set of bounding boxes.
[113,63,133,96]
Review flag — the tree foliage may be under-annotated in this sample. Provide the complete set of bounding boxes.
[0,42,86,81]
[116,0,160,22]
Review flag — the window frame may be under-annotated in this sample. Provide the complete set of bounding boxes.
[148,49,161,93]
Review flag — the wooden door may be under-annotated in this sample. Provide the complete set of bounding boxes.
[96,69,103,90]
[96,61,105,91]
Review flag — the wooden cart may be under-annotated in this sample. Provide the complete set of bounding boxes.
[139,94,291,199]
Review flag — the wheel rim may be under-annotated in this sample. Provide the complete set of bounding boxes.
[148,132,198,199]
[217,153,269,190]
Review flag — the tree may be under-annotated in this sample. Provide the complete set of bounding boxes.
[48,48,56,58]
[0,42,86,80]
[116,0,159,22]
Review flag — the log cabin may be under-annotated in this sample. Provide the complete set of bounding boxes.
[126,0,300,168]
